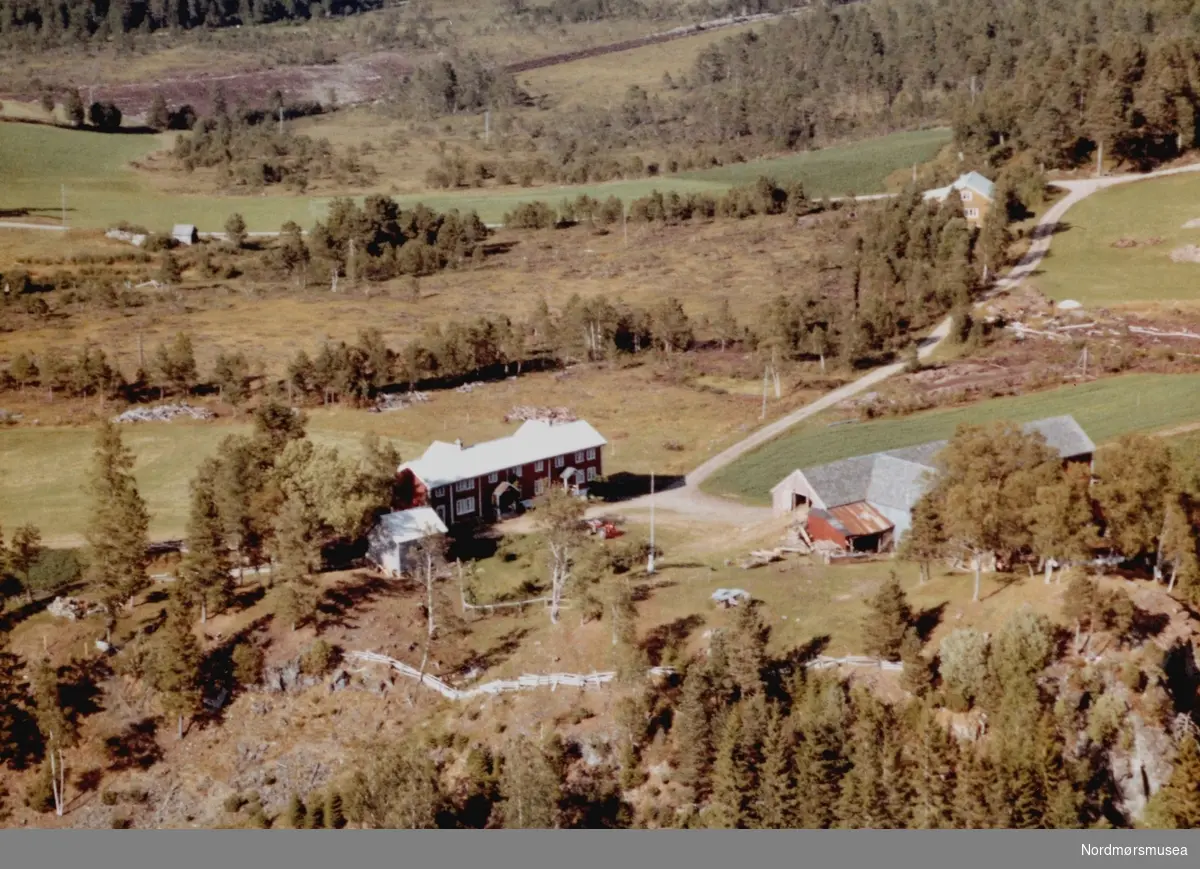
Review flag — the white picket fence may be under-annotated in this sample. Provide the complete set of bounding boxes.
[347,651,900,701]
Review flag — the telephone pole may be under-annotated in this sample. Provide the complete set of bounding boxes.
[60,184,67,228]
[647,472,656,575]
[278,105,284,137]
[484,109,490,145]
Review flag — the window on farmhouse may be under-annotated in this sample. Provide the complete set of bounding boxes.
[555,456,565,468]
[456,480,473,492]
[487,473,498,483]
[586,448,596,461]
[535,461,544,472]
[587,467,597,481]
[965,207,980,219]
[456,497,476,516]
[535,478,547,495]
[960,190,973,201]
[433,487,445,497]
[574,451,584,463]
[511,466,522,475]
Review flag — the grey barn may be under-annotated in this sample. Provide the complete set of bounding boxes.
[771,415,1096,549]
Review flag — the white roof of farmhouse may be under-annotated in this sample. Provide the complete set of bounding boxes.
[399,419,607,489]
[374,507,448,544]
[923,171,996,202]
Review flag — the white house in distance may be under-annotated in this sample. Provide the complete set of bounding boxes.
[172,224,199,245]
[367,506,448,576]
[922,171,996,224]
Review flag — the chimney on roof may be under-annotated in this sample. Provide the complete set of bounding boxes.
[454,438,463,449]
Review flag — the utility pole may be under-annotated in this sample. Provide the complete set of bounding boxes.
[760,366,769,420]
[278,105,284,137]
[647,472,656,575]
[60,184,66,228]
[484,109,490,145]
[970,75,976,105]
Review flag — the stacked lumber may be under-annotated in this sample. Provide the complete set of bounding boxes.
[739,548,785,569]
[504,405,578,424]
[373,391,430,412]
[112,404,215,423]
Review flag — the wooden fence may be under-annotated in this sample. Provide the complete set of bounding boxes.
[346,652,901,701]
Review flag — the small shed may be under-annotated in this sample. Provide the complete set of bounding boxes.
[807,502,894,553]
[367,507,448,576]
[172,224,199,246]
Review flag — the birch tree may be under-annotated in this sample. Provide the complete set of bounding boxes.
[32,659,76,817]
[1027,463,1098,583]
[533,488,586,624]
[928,422,1057,601]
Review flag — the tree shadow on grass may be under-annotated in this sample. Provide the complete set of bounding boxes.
[977,572,1025,603]
[318,571,397,630]
[105,718,163,772]
[765,633,831,699]
[459,627,531,673]
[914,602,947,642]
[641,614,704,667]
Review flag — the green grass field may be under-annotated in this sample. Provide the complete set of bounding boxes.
[1036,171,1200,307]
[0,121,949,232]
[704,373,1200,503]
[0,418,416,547]
[680,128,952,195]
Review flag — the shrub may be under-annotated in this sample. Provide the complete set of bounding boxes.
[301,639,338,676]
[24,765,55,813]
[223,793,246,814]
[102,789,119,806]
[232,641,265,687]
[938,629,989,711]
[110,813,132,829]
[26,548,82,596]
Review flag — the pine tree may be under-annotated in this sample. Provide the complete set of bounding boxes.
[673,665,713,795]
[224,213,248,249]
[178,458,232,624]
[9,523,42,604]
[793,675,849,829]
[754,703,798,828]
[707,704,750,828]
[307,797,325,829]
[726,602,767,698]
[497,735,560,829]
[1144,734,1200,828]
[325,789,345,829]
[861,572,912,661]
[154,592,202,740]
[900,627,931,695]
[147,92,170,130]
[345,739,440,828]
[952,748,993,829]
[85,421,150,620]
[910,703,955,828]
[286,793,307,828]
[65,89,84,126]
[272,493,321,631]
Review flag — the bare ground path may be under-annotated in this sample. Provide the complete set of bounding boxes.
[606,162,1200,526]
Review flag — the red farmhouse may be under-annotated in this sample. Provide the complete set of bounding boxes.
[394,419,607,528]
